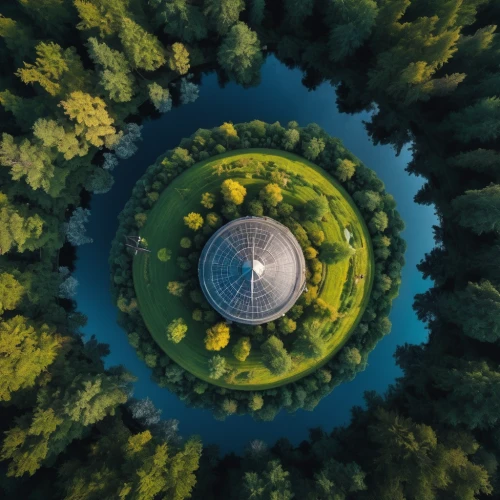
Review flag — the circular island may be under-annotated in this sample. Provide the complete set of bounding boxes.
[199,217,306,325]
[111,121,405,419]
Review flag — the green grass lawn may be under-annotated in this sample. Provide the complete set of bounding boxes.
[134,149,374,390]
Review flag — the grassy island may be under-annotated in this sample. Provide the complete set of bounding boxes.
[111,121,404,419]
[133,150,374,389]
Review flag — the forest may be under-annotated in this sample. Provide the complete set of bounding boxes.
[1,0,499,498]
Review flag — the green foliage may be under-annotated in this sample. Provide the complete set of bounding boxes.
[205,322,230,351]
[259,183,283,207]
[0,133,57,192]
[167,281,187,297]
[441,281,500,342]
[205,0,245,35]
[218,22,263,87]
[166,318,188,343]
[119,17,166,71]
[261,336,293,375]
[303,137,325,160]
[0,273,25,315]
[33,119,87,160]
[180,237,192,249]
[320,241,355,264]
[243,460,293,500]
[452,184,500,234]
[233,336,251,361]
[304,195,330,221]
[151,0,208,43]
[167,42,190,75]
[221,178,247,205]
[282,128,300,151]
[16,42,87,96]
[87,37,134,103]
[60,91,116,148]
[335,158,356,182]
[201,192,216,209]
[0,316,63,401]
[327,0,378,62]
[0,192,47,253]
[208,354,228,379]
[148,82,172,113]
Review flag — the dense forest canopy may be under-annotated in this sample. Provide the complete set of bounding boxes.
[0,0,500,498]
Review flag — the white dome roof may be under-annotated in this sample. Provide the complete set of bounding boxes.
[198,217,306,325]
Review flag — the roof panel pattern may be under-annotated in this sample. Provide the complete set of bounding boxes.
[199,217,306,325]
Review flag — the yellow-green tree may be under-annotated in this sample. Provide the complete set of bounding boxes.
[59,91,116,148]
[201,192,216,209]
[167,42,190,75]
[16,42,88,97]
[205,322,230,351]
[260,183,283,207]
[219,122,238,147]
[0,273,25,315]
[0,316,64,401]
[119,18,166,71]
[166,318,188,343]
[184,212,204,231]
[0,192,46,253]
[233,336,251,361]
[221,179,247,205]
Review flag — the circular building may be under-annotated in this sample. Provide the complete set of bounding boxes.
[199,217,306,325]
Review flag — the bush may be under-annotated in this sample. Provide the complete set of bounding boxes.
[166,318,188,343]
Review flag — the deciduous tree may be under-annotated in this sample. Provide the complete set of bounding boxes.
[205,322,230,351]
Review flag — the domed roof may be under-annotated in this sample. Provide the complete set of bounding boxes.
[198,217,306,325]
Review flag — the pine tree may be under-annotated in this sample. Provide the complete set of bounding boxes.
[119,18,166,71]
[217,22,263,87]
[151,0,208,43]
[452,184,500,234]
[204,0,245,35]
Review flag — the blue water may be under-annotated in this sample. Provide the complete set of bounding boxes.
[75,56,437,454]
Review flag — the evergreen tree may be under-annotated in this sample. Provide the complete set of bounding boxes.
[440,281,500,342]
[218,22,263,87]
[204,0,245,35]
[327,0,378,62]
[119,18,166,71]
[452,184,500,234]
[87,38,135,103]
[150,0,207,42]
